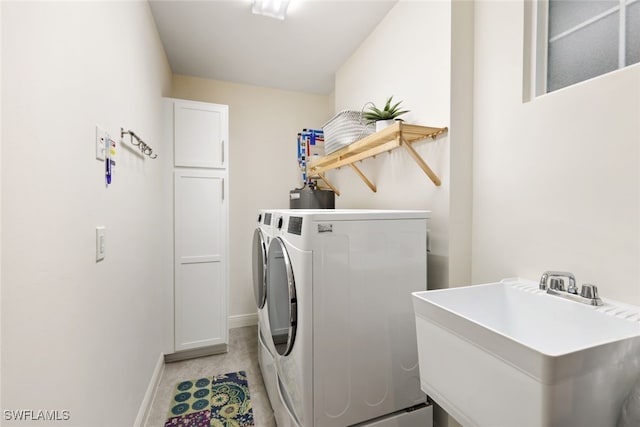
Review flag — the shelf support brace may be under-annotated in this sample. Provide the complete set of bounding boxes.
[400,137,442,186]
[317,173,340,196]
[349,164,377,192]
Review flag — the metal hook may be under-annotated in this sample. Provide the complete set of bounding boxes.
[120,127,158,159]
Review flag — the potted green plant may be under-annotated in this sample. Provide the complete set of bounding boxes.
[363,96,410,131]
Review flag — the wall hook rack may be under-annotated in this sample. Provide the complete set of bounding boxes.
[121,127,158,159]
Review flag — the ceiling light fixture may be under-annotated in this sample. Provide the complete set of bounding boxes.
[252,0,291,20]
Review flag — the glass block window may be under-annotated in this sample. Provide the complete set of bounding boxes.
[544,0,640,93]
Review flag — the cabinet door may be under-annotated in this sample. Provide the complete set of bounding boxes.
[174,170,227,351]
[174,100,228,168]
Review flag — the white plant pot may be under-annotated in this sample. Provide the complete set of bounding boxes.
[375,119,395,132]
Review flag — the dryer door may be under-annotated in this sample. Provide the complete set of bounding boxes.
[252,228,267,309]
[266,237,297,356]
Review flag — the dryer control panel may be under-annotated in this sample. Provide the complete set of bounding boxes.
[287,216,303,235]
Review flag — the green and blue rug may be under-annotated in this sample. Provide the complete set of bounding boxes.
[164,371,254,427]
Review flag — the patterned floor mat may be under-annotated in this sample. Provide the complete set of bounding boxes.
[164,371,254,427]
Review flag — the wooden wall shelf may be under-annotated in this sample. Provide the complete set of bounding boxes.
[308,122,448,194]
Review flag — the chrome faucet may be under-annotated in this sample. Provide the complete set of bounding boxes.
[539,271,603,306]
[539,271,578,293]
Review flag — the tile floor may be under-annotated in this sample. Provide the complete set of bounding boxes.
[145,325,277,427]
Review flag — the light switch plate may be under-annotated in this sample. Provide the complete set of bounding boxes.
[96,126,107,161]
[96,226,106,261]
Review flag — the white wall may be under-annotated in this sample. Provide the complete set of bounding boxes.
[334,1,454,290]
[449,0,475,290]
[472,0,640,304]
[1,2,171,425]
[0,0,3,410]
[171,75,332,322]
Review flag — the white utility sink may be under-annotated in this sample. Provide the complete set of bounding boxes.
[412,278,640,427]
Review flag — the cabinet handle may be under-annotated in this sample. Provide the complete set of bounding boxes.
[221,142,225,164]
[221,178,224,201]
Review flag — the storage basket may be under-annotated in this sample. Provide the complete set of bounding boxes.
[322,110,375,154]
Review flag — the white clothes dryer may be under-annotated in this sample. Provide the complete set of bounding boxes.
[265,210,433,427]
[252,209,280,412]
[253,209,275,343]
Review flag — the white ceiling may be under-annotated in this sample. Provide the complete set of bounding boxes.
[149,0,398,95]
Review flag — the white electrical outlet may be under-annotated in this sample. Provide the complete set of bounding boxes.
[96,226,106,261]
[96,125,107,160]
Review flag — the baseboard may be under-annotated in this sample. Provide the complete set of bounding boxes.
[135,352,165,427]
[164,343,228,363]
[228,312,258,329]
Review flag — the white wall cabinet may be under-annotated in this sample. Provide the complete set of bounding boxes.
[165,98,229,359]
[174,100,228,168]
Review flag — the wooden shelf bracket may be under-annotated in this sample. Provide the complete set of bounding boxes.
[400,136,442,186]
[349,163,377,192]
[317,173,340,196]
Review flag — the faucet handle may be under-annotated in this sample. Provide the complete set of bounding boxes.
[580,284,599,299]
[549,277,565,291]
[580,284,604,306]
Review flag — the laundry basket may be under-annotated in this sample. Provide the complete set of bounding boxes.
[322,110,375,154]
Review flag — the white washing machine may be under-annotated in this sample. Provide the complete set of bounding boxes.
[252,209,280,413]
[265,209,433,427]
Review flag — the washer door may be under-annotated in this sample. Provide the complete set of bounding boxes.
[266,237,297,356]
[252,228,267,309]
